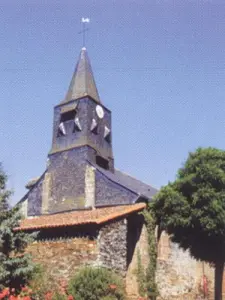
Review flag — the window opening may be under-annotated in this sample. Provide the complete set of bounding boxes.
[104,126,111,143]
[57,122,66,137]
[96,156,109,170]
[74,117,82,132]
[90,119,98,135]
[60,109,76,122]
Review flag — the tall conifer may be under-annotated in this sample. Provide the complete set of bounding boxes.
[0,164,35,289]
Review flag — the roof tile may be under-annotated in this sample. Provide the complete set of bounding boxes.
[15,203,146,231]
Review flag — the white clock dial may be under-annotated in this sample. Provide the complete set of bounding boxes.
[96,105,104,119]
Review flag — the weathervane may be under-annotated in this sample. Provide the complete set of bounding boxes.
[79,17,90,48]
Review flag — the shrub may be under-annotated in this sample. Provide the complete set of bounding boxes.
[0,286,33,300]
[52,292,67,300]
[28,265,74,300]
[100,296,118,300]
[28,264,57,300]
[68,267,126,300]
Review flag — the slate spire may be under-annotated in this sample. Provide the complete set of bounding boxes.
[62,47,101,104]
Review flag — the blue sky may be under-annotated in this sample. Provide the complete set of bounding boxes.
[1,0,225,204]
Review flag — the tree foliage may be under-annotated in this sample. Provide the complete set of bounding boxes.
[151,147,225,299]
[0,164,35,290]
[151,147,225,262]
[68,267,125,300]
[142,210,158,298]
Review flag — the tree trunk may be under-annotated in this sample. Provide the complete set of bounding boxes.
[215,261,224,300]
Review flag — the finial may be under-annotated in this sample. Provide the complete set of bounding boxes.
[79,17,90,48]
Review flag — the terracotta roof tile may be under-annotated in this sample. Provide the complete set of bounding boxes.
[15,203,146,231]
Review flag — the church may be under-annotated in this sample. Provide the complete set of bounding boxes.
[16,46,216,299]
[16,47,158,297]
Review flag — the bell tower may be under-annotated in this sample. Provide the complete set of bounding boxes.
[49,47,114,171]
[20,44,156,217]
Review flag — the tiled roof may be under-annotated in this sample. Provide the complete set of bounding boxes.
[15,203,146,231]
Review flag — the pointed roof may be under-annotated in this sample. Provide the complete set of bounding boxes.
[62,47,101,104]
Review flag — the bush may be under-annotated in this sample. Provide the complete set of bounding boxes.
[100,296,118,300]
[28,265,75,300]
[68,267,126,300]
[28,264,57,300]
[52,292,67,300]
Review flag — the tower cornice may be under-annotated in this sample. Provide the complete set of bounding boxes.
[54,96,111,113]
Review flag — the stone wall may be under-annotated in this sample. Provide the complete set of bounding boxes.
[26,238,98,282]
[24,215,220,300]
[25,218,131,284]
[156,231,215,300]
[125,224,216,300]
[27,214,219,300]
[84,165,95,208]
[97,219,127,274]
[126,214,149,298]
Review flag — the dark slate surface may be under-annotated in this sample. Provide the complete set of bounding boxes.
[86,98,113,164]
[89,161,158,201]
[47,147,88,214]
[95,168,137,206]
[62,47,101,104]
[21,147,157,216]
[114,169,158,199]
[50,97,114,171]
[27,175,44,216]
[50,99,89,154]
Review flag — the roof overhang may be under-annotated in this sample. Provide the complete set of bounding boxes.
[15,203,146,231]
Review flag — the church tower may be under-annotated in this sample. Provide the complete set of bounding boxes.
[20,46,156,217]
[50,47,114,171]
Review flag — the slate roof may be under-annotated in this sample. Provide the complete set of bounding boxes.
[114,169,158,199]
[62,47,101,104]
[15,203,146,231]
[89,161,158,200]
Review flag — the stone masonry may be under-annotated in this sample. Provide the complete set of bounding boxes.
[97,219,127,274]
[25,216,224,300]
[26,238,98,282]
[126,223,149,298]
[25,218,130,285]
[23,214,148,297]
[156,231,215,300]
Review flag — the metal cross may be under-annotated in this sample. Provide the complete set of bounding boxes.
[79,18,90,48]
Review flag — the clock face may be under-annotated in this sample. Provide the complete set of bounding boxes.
[96,105,104,119]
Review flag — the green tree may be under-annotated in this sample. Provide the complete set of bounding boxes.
[151,147,225,300]
[0,164,35,290]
